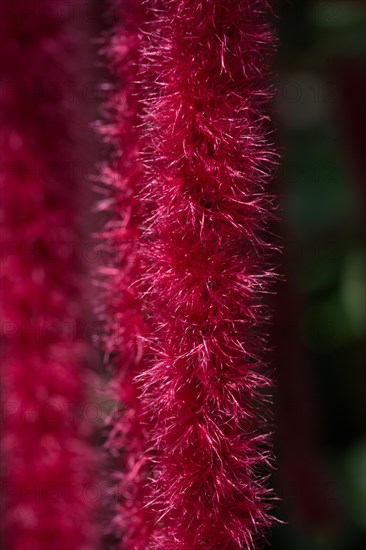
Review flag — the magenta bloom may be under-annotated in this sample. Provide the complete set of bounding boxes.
[96,1,155,547]
[139,0,278,547]
[0,2,96,548]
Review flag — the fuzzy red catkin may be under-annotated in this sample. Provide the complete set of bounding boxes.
[139,0,278,548]
[0,2,96,548]
[96,1,155,547]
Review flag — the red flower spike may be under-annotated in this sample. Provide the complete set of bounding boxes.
[96,1,155,547]
[139,1,278,548]
[0,2,97,548]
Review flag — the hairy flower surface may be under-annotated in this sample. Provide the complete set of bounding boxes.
[139,1,278,548]
[96,1,155,547]
[0,2,96,548]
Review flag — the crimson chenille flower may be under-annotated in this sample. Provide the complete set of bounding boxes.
[0,2,96,548]
[96,1,155,547]
[138,0,278,548]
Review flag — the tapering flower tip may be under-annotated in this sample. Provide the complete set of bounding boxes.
[139,0,278,547]
[96,1,155,548]
[0,1,97,548]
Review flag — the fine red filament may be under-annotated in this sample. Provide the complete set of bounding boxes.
[138,0,278,548]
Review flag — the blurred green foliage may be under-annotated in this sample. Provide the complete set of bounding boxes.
[272,1,366,548]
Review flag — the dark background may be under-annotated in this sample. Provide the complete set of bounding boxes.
[270,1,365,549]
